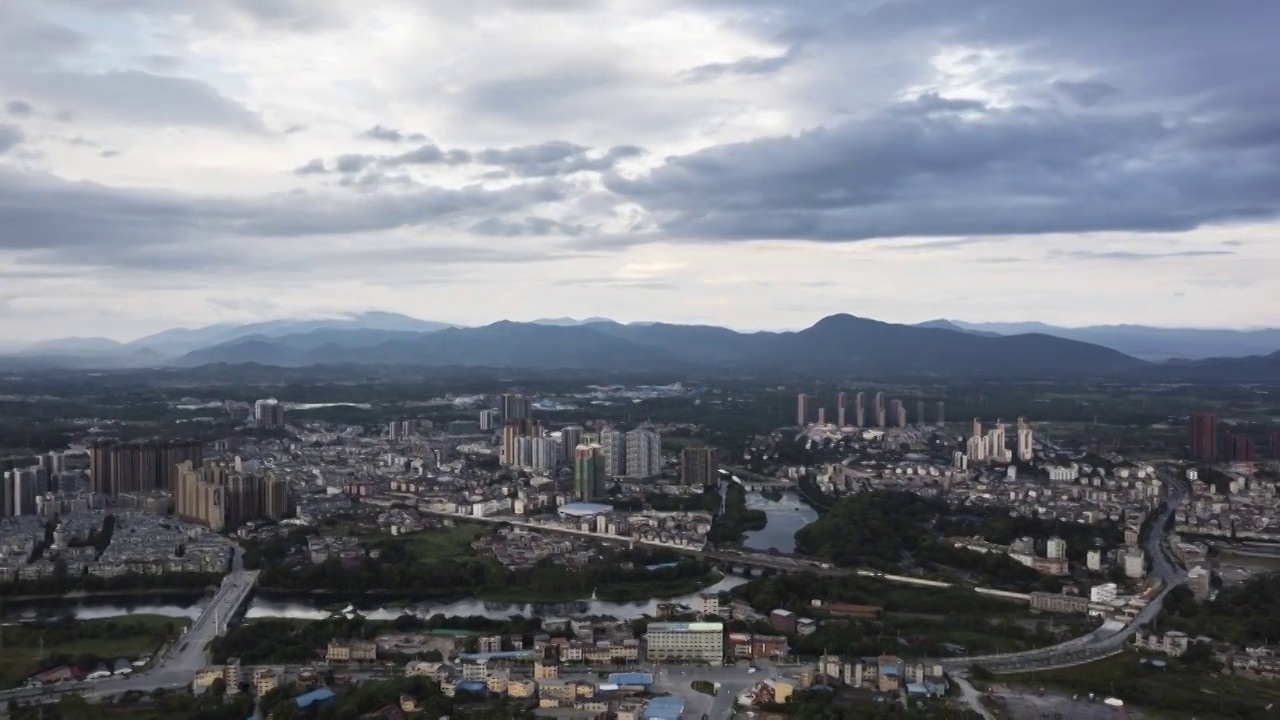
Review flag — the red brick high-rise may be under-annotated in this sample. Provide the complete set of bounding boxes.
[1225,433,1256,463]
[1188,413,1218,461]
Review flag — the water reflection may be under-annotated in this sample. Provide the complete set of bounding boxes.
[741,491,819,554]
[5,576,749,623]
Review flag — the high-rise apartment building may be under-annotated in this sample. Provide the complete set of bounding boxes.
[176,461,289,531]
[479,409,501,431]
[498,394,532,422]
[874,392,886,428]
[531,437,559,472]
[796,394,812,427]
[855,392,865,428]
[836,392,847,427]
[1016,417,1034,461]
[935,401,945,425]
[254,399,285,429]
[626,429,662,479]
[1189,412,1218,461]
[889,399,905,428]
[1,469,37,517]
[1225,433,1256,463]
[817,407,826,425]
[89,439,204,496]
[600,430,627,477]
[680,447,719,487]
[500,419,544,466]
[573,444,605,502]
[987,419,1010,463]
[916,400,926,427]
[560,425,584,463]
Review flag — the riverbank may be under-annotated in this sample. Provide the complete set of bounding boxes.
[0,614,186,690]
[0,588,208,605]
[475,571,726,604]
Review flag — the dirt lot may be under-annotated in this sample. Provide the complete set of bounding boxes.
[989,685,1145,720]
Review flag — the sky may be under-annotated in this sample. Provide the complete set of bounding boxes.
[1,0,1278,342]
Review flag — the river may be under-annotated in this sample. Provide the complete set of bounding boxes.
[3,575,750,624]
[741,490,820,554]
[4,492,816,623]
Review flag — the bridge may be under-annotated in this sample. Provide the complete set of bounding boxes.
[722,466,793,491]
[0,564,259,704]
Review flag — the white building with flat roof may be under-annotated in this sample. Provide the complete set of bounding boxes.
[645,622,724,665]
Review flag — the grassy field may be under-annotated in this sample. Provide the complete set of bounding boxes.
[403,524,487,561]
[0,614,187,689]
[1001,651,1280,720]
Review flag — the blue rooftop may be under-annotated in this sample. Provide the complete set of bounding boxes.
[457,680,488,693]
[608,672,654,686]
[644,696,686,720]
[295,688,336,709]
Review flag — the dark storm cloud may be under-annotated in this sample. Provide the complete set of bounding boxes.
[607,93,1280,242]
[5,100,33,118]
[358,125,428,143]
[0,124,24,153]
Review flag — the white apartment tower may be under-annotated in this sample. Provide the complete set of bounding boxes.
[599,430,627,477]
[1016,417,1035,461]
[626,429,662,479]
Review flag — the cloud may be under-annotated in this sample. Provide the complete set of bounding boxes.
[1052,79,1119,107]
[4,71,266,132]
[292,158,327,175]
[302,140,645,181]
[358,125,428,143]
[0,125,23,154]
[684,47,800,83]
[607,96,1280,242]
[552,279,679,291]
[1051,250,1236,262]
[0,166,572,268]
[99,149,121,158]
[5,100,33,118]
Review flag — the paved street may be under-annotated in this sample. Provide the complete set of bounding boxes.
[0,554,258,704]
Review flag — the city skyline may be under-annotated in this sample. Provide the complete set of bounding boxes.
[0,2,1277,339]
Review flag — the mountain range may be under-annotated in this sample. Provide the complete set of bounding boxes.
[0,312,1277,382]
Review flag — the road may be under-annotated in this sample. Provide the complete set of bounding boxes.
[951,673,995,720]
[0,549,258,704]
[946,467,1189,674]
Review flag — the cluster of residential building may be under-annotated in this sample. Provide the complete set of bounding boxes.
[1174,468,1280,540]
[0,510,232,583]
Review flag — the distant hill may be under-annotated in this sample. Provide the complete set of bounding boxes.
[948,320,1280,360]
[913,319,1001,337]
[11,312,1278,382]
[127,312,456,356]
[171,313,1149,379]
[529,316,616,326]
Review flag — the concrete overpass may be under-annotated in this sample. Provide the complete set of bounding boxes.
[937,475,1189,675]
